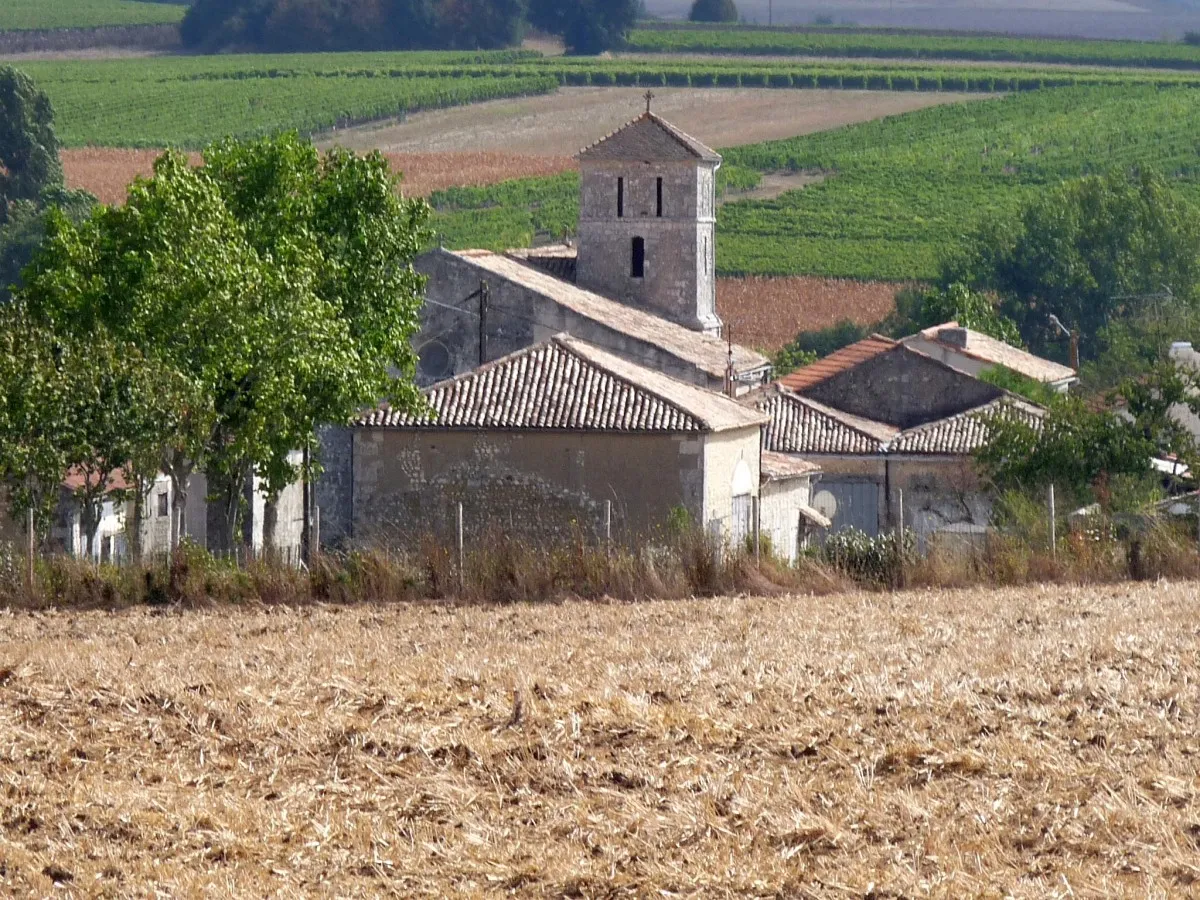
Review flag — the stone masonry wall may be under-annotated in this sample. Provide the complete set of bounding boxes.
[350,429,706,549]
[577,159,720,333]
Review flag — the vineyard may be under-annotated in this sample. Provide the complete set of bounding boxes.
[430,85,1200,282]
[18,50,1200,148]
[0,0,185,32]
[627,26,1200,71]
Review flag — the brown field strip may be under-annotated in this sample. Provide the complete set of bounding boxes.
[718,275,901,351]
[1,583,1199,896]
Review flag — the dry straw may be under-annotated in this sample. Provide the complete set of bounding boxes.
[0,581,1199,896]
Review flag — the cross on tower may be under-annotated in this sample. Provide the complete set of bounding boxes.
[644,90,655,114]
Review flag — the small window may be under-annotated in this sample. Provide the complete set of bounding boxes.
[157,493,169,518]
[617,177,624,218]
[656,177,663,217]
[631,237,645,278]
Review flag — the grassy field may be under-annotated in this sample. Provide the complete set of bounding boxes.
[0,0,186,32]
[432,84,1200,281]
[628,26,1200,70]
[15,49,1200,147]
[1,582,1198,895]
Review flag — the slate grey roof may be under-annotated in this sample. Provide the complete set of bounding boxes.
[578,112,722,164]
[755,386,1045,457]
[360,335,767,435]
[446,249,768,381]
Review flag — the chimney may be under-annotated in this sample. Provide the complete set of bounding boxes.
[938,326,969,349]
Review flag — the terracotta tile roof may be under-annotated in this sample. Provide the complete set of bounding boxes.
[361,335,767,435]
[906,323,1077,384]
[442,249,769,381]
[754,386,1045,458]
[887,397,1045,456]
[776,335,897,392]
[761,451,821,482]
[754,386,898,455]
[62,467,131,493]
[578,112,721,164]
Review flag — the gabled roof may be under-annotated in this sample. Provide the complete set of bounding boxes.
[906,323,1077,385]
[442,249,769,381]
[754,385,898,455]
[776,335,897,392]
[578,112,721,164]
[360,335,767,435]
[887,396,1044,455]
[754,385,1045,457]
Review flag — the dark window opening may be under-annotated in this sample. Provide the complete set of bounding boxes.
[418,341,452,380]
[157,493,169,518]
[631,237,645,278]
[617,177,624,218]
[656,177,663,217]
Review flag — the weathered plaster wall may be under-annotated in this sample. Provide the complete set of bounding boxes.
[802,348,1002,429]
[415,249,724,390]
[700,426,761,537]
[351,429,706,548]
[760,476,814,563]
[577,159,719,334]
[802,454,990,538]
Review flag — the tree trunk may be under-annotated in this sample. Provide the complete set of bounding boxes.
[263,495,279,560]
[80,495,101,561]
[129,480,145,563]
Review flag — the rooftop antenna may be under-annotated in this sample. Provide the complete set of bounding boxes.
[644,90,655,115]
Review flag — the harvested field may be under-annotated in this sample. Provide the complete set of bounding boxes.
[718,275,901,351]
[2,582,1199,896]
[321,86,983,156]
[62,148,575,203]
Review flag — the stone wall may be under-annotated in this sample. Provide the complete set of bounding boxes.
[414,248,724,390]
[801,347,1003,429]
[350,428,708,548]
[577,159,719,333]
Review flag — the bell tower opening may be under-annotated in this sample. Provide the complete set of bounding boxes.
[631,237,645,278]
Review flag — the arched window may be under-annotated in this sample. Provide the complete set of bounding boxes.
[631,237,645,278]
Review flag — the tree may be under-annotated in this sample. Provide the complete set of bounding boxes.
[942,170,1200,360]
[0,67,63,223]
[888,282,1022,347]
[0,67,93,302]
[528,0,639,54]
[20,135,431,554]
[689,0,738,22]
[773,320,867,376]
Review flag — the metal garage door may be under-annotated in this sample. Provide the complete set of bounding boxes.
[810,480,880,537]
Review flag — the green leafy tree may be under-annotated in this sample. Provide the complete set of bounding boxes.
[0,67,94,302]
[689,0,738,22]
[0,304,71,540]
[0,67,63,223]
[943,170,1200,360]
[772,319,868,376]
[528,0,639,54]
[888,282,1022,346]
[21,135,431,553]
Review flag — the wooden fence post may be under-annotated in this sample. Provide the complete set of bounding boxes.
[1049,484,1057,560]
[457,502,465,593]
[605,500,612,554]
[26,506,35,597]
[753,496,761,567]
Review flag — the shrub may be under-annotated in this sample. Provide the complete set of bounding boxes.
[824,528,917,586]
[689,0,740,23]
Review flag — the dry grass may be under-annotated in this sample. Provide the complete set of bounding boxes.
[718,275,902,351]
[2,581,1199,896]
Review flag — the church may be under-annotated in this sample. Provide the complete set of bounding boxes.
[314,106,830,556]
[410,103,770,391]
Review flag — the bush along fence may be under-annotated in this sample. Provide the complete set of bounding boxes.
[4,489,1200,608]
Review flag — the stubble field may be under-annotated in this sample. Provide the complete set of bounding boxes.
[1,582,1198,897]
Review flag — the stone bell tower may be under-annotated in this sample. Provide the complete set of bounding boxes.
[575,94,722,335]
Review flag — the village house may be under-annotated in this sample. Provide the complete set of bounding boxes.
[758,341,1046,542]
[317,107,790,550]
[901,322,1078,393]
[345,334,776,549]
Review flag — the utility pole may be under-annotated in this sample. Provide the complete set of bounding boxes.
[768,0,773,27]
[479,280,489,366]
[726,326,735,398]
